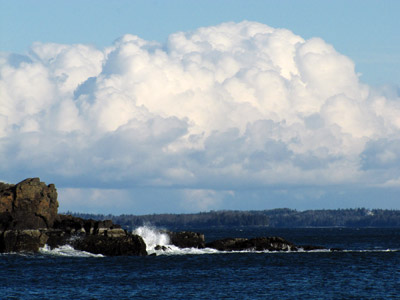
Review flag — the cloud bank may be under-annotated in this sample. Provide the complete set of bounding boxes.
[1,21,399,213]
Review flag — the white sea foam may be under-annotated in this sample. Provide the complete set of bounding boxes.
[133,226,170,252]
[152,244,221,256]
[39,244,104,258]
[297,248,331,253]
[342,249,400,253]
[133,226,220,256]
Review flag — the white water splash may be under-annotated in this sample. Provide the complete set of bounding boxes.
[133,226,170,253]
[133,226,220,256]
[39,244,104,257]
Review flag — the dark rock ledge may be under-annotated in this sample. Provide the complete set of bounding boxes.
[1,178,333,256]
[205,236,296,252]
[168,235,332,252]
[0,178,146,255]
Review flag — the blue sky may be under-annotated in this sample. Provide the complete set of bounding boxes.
[1,0,399,86]
[0,1,399,214]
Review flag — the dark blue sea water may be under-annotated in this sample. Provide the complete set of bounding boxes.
[1,227,399,299]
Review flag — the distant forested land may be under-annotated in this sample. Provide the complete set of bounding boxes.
[67,208,400,229]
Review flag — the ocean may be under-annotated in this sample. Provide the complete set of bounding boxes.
[1,227,399,299]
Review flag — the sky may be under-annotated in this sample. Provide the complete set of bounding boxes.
[0,0,399,214]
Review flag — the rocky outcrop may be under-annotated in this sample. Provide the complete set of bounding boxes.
[73,234,147,256]
[206,236,297,251]
[167,231,205,248]
[48,214,147,256]
[0,178,333,255]
[0,229,48,253]
[0,178,58,230]
[0,178,147,256]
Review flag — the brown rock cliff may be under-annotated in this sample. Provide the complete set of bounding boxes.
[0,178,58,230]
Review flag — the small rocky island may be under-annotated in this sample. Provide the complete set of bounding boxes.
[0,178,329,256]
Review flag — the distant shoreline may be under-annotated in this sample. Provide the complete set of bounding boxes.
[67,208,400,229]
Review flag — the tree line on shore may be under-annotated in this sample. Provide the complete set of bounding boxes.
[67,208,400,229]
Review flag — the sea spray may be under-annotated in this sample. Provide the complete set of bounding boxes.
[39,245,104,257]
[132,226,220,255]
[133,226,171,254]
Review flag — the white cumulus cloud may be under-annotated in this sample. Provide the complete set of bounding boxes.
[1,21,399,212]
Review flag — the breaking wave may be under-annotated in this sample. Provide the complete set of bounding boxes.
[133,226,220,256]
[39,245,104,258]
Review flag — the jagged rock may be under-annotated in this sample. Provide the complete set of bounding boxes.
[249,236,297,251]
[167,231,205,248]
[49,214,145,255]
[53,214,126,237]
[106,228,126,238]
[0,229,48,252]
[155,245,168,251]
[0,178,58,230]
[53,215,86,234]
[0,178,146,256]
[72,234,147,256]
[205,238,247,251]
[206,236,297,251]
[45,229,70,249]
